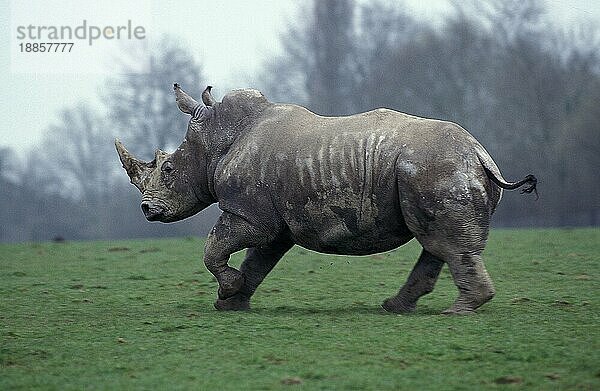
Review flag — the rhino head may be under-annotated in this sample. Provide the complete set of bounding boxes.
[115,84,218,223]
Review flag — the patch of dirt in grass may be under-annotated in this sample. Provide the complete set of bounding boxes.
[108,247,130,252]
[494,376,523,384]
[126,275,149,280]
[552,300,572,306]
[160,324,190,332]
[383,356,409,368]
[140,247,160,253]
[264,354,286,365]
[71,298,93,303]
[281,377,302,385]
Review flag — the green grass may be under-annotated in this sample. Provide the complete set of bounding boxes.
[1,229,598,390]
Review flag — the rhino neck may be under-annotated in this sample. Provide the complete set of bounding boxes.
[183,124,251,204]
[198,90,272,200]
[175,136,217,206]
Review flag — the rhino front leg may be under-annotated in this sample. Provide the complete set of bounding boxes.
[204,212,272,305]
[382,249,444,313]
[214,238,294,311]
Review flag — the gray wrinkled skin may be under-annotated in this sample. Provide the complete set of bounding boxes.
[116,84,537,314]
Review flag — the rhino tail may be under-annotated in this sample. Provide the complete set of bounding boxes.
[476,147,538,200]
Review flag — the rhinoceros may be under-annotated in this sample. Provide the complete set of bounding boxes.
[115,84,537,314]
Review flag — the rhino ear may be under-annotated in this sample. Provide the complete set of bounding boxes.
[202,85,216,106]
[115,138,146,191]
[173,83,201,115]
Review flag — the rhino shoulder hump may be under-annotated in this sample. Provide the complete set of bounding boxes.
[222,89,269,107]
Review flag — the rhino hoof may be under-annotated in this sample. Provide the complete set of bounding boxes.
[214,295,250,311]
[217,269,245,299]
[381,297,416,314]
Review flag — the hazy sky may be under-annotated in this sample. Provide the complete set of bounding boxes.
[1,0,599,155]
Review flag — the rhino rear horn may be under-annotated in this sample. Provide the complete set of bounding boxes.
[173,83,200,115]
[115,138,146,189]
[202,85,216,106]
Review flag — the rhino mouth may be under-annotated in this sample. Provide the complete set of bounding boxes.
[141,202,166,221]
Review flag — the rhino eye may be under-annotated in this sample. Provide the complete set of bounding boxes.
[161,161,174,173]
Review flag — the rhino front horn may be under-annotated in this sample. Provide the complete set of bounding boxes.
[174,83,200,115]
[115,138,145,189]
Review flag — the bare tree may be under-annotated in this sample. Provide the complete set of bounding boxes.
[34,105,113,202]
[259,0,357,115]
[0,147,18,241]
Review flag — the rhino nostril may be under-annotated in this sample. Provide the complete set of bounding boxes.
[141,202,165,221]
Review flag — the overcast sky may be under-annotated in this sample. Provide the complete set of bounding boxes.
[1,0,599,154]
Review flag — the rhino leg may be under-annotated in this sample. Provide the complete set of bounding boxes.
[204,212,273,304]
[397,172,495,314]
[441,253,495,315]
[416,237,495,314]
[382,249,444,313]
[215,238,293,311]
[411,233,495,314]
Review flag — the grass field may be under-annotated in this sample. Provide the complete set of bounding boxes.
[1,228,598,390]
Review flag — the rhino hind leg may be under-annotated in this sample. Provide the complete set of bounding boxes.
[397,174,496,314]
[441,252,495,314]
[411,226,495,314]
[382,249,444,313]
[215,238,293,311]
[416,232,495,314]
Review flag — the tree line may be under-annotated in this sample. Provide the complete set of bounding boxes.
[1,0,598,242]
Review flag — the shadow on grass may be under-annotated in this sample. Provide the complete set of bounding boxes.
[232,304,442,317]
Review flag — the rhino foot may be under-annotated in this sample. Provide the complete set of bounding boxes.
[441,289,494,315]
[214,293,250,311]
[217,268,245,299]
[381,297,417,314]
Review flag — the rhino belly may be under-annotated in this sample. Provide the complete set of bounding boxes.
[291,221,412,255]
[283,199,413,255]
[300,230,411,255]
